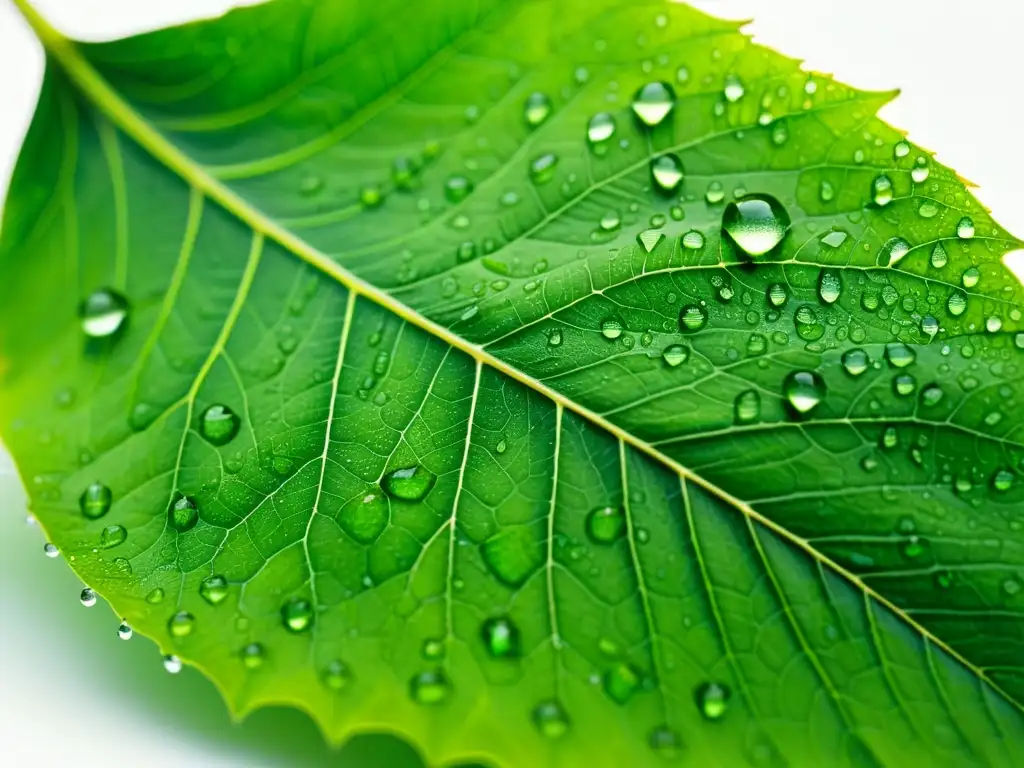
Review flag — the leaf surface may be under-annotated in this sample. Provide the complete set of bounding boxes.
[1,0,1023,765]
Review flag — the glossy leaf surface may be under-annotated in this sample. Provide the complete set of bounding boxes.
[1,0,1023,765]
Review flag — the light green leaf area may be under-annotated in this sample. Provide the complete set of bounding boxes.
[2,0,1023,765]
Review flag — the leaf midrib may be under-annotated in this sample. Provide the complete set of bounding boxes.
[15,0,1018,711]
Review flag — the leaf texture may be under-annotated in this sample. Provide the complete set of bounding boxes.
[1,0,1022,765]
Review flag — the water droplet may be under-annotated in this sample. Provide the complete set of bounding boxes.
[822,230,848,248]
[650,154,684,193]
[146,587,165,604]
[160,654,182,674]
[961,267,981,289]
[281,597,314,633]
[695,681,731,720]
[168,495,199,533]
[992,469,1014,493]
[986,316,1003,333]
[894,140,910,159]
[587,505,625,543]
[299,175,324,196]
[842,349,870,376]
[911,157,930,183]
[80,587,97,607]
[587,112,616,152]
[733,390,761,424]
[794,305,824,341]
[604,662,641,704]
[917,201,939,219]
[722,195,790,257]
[921,384,944,407]
[766,283,788,308]
[360,186,383,209]
[871,175,894,206]
[101,524,127,549]
[893,374,916,397]
[547,329,563,348]
[600,318,624,340]
[637,229,664,253]
[947,292,967,316]
[200,574,229,606]
[43,543,59,559]
[168,611,195,638]
[921,315,939,339]
[532,700,570,739]
[784,370,825,414]
[885,342,916,369]
[524,92,552,128]
[681,230,705,250]
[679,304,708,333]
[723,75,745,102]
[631,81,676,127]
[818,270,841,304]
[482,617,520,658]
[600,211,621,232]
[1004,578,1021,596]
[930,243,948,269]
[705,181,725,205]
[80,289,129,338]
[530,153,558,185]
[819,180,835,203]
[199,404,240,446]
[320,659,351,691]
[242,642,265,669]
[649,726,682,758]
[80,482,112,520]
[881,427,898,450]
[662,344,689,368]
[381,466,436,502]
[880,237,911,267]
[444,175,473,203]
[410,669,451,705]
[117,621,133,640]
[391,156,418,190]
[956,217,975,239]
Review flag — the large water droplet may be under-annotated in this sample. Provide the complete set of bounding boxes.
[956,217,975,239]
[734,390,761,424]
[604,662,641,704]
[784,370,825,414]
[199,404,240,446]
[880,237,911,267]
[532,700,570,739]
[587,505,625,543]
[930,243,948,269]
[600,318,624,340]
[381,466,436,502]
[168,495,199,532]
[893,374,917,397]
[947,292,967,316]
[885,342,916,369]
[80,482,112,520]
[637,229,664,253]
[200,574,229,606]
[80,289,129,338]
[631,81,676,127]
[818,270,842,304]
[679,304,708,333]
[410,669,451,705]
[650,154,683,193]
[587,112,616,152]
[524,92,552,128]
[721,195,790,257]
[341,492,389,544]
[695,681,731,720]
[842,349,870,376]
[871,175,894,206]
[681,230,705,250]
[281,597,314,633]
[961,267,980,288]
[482,616,520,658]
[168,611,195,638]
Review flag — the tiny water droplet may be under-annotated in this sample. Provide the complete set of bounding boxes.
[631,81,676,127]
[649,726,682,758]
[281,597,314,633]
[80,289,129,338]
[482,616,520,658]
[359,185,383,209]
[161,654,183,674]
[80,482,112,520]
[784,371,825,415]
[722,195,790,257]
[993,470,1014,493]
[381,466,436,502]
[819,180,835,202]
[146,587,165,604]
[168,495,199,533]
[321,659,351,691]
[587,112,616,152]
[199,404,240,446]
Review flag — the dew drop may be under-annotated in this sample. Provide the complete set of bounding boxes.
[766,283,788,308]
[168,495,199,533]
[482,616,520,658]
[734,390,761,424]
[893,374,917,397]
[956,217,975,239]
[530,153,558,185]
[649,726,682,758]
[101,524,127,549]
[322,660,351,691]
[281,597,314,633]
[679,304,708,333]
[117,620,133,640]
[599,211,621,232]
[163,655,183,674]
[604,662,641,704]
[681,230,705,250]
[600,318,624,340]
[783,370,825,415]
[444,175,473,203]
[695,681,731,720]
[532,700,570,739]
[200,574,229,606]
[637,229,664,253]
[199,404,240,446]
[885,342,916,369]
[818,270,842,304]
[662,344,689,368]
[962,267,980,288]
[80,482,112,520]
[880,237,911,267]
[842,349,869,377]
[912,157,930,183]
[921,384,944,407]
[920,315,939,339]
[360,186,383,209]
[587,112,617,152]
[80,587,97,607]
[650,154,684,193]
[986,316,1002,333]
[721,195,790,257]
[794,305,824,341]
[871,175,894,206]
[410,669,451,705]
[43,543,59,559]
[947,292,967,317]
[80,289,129,338]
[723,75,745,103]
[631,81,676,127]
[381,466,437,502]
[168,611,195,638]
[587,505,625,543]
[930,243,948,269]
[242,643,265,669]
[819,180,835,203]
[894,140,911,159]
[146,587,165,604]
[524,92,553,128]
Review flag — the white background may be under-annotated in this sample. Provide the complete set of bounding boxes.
[1,1,1022,766]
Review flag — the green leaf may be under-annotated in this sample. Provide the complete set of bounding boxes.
[2,0,1023,765]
